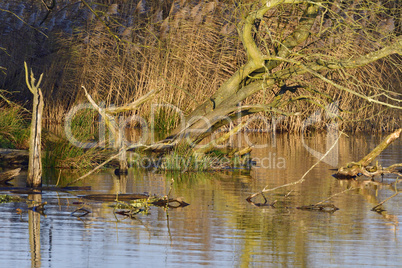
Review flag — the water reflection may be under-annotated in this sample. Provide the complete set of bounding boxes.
[28,193,42,268]
[0,133,401,267]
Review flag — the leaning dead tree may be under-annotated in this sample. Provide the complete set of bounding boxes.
[25,62,44,188]
[124,0,402,152]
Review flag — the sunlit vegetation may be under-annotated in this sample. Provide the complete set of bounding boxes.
[43,109,107,168]
[0,104,30,149]
[1,0,400,135]
[0,0,401,172]
[0,194,21,203]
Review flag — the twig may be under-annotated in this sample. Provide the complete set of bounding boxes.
[105,89,160,114]
[66,152,121,186]
[247,132,342,201]
[0,8,48,37]
[372,177,400,211]
[284,190,293,199]
[314,186,354,206]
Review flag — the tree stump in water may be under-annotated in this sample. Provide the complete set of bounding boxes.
[25,62,44,188]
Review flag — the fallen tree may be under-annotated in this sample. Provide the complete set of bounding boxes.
[334,128,402,179]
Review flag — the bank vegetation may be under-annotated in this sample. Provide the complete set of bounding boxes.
[0,0,401,170]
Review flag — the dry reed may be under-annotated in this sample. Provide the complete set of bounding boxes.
[0,0,400,137]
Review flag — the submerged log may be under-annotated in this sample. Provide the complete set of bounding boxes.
[150,198,190,208]
[0,168,21,185]
[334,128,402,179]
[296,204,339,212]
[2,185,91,194]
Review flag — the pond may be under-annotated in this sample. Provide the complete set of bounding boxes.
[0,133,401,267]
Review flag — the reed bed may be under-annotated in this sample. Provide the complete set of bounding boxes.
[0,0,400,137]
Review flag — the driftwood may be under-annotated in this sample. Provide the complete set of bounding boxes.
[71,208,91,217]
[246,192,277,207]
[296,187,354,212]
[81,193,189,208]
[0,168,21,185]
[334,128,402,179]
[151,198,190,208]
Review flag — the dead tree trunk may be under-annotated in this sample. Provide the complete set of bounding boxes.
[25,62,44,188]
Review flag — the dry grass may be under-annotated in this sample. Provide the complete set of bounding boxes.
[0,0,400,137]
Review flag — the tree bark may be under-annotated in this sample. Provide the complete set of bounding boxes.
[25,62,44,188]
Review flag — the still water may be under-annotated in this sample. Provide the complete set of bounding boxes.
[0,133,401,267]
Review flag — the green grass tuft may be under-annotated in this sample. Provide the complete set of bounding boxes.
[0,105,30,149]
[43,109,106,169]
